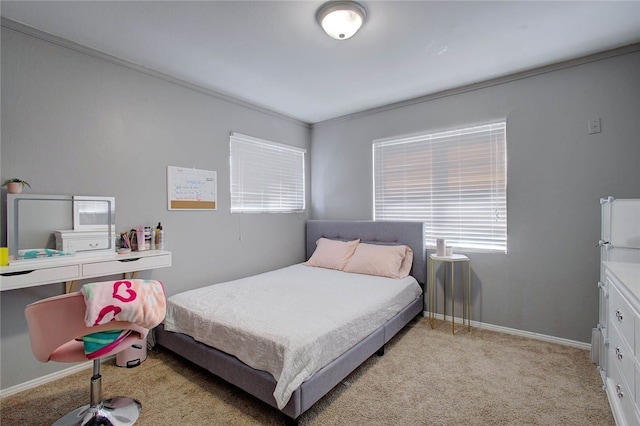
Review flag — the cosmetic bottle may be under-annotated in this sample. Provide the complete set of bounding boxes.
[136,227,146,251]
[156,222,165,250]
[150,225,156,250]
[144,226,152,250]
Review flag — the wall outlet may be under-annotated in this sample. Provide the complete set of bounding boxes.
[588,118,601,134]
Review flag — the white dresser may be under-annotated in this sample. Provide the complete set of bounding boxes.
[602,261,640,426]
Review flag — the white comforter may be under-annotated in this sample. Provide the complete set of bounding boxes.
[164,263,422,409]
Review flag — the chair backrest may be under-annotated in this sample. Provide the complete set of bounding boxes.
[25,292,148,363]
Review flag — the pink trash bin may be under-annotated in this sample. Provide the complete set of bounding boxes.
[116,337,147,368]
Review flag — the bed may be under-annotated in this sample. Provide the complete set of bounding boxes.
[155,220,426,424]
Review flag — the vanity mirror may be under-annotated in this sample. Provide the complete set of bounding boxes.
[73,195,115,231]
[6,194,115,259]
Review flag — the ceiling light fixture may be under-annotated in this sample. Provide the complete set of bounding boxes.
[316,1,367,40]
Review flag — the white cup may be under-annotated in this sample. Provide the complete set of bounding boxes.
[446,246,453,256]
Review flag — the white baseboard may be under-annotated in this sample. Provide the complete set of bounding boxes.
[0,356,114,399]
[422,311,590,350]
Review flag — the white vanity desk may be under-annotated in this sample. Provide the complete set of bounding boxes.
[0,249,171,292]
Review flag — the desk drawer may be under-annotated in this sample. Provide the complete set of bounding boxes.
[0,265,79,291]
[82,253,171,278]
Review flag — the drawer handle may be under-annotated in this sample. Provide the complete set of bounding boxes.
[615,384,624,399]
[615,309,623,322]
[118,258,142,263]
[89,243,99,248]
[1,270,36,277]
[615,346,623,360]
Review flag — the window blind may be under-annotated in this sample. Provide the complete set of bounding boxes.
[230,132,306,213]
[373,122,507,252]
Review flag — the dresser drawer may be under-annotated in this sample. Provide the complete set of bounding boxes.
[609,323,635,398]
[608,359,636,426]
[609,280,636,350]
[0,265,79,291]
[82,253,171,278]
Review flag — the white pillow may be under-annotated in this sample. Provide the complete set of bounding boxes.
[344,243,413,279]
[305,238,360,271]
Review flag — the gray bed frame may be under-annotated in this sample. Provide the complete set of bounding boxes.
[155,220,426,425]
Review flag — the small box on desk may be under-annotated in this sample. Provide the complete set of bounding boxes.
[55,230,117,254]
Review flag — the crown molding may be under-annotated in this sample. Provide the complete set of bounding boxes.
[313,42,640,128]
[3,16,638,129]
[1,17,310,129]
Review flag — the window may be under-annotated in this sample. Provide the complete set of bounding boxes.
[230,132,306,213]
[373,122,507,252]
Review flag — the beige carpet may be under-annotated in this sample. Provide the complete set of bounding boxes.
[1,318,614,425]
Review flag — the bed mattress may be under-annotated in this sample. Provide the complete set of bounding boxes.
[163,263,422,409]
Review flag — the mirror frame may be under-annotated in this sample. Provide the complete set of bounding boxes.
[7,194,115,258]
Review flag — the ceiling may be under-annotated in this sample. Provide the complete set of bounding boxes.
[2,1,640,124]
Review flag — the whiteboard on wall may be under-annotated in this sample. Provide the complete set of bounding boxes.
[167,166,217,210]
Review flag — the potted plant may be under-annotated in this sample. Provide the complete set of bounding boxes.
[2,178,31,194]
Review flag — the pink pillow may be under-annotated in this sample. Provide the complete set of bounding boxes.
[305,238,360,271]
[344,243,413,279]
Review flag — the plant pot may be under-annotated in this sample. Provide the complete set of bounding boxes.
[7,182,23,194]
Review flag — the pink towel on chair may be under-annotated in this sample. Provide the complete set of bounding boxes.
[81,279,166,329]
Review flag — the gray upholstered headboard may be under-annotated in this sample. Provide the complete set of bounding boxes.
[306,220,426,285]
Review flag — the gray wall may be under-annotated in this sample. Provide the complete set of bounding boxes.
[0,27,310,389]
[2,21,639,393]
[311,49,640,343]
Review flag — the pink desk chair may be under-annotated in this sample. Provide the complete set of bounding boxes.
[25,291,150,426]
